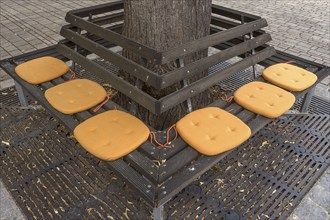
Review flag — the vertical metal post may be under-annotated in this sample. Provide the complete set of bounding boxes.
[72,27,81,73]
[14,81,28,107]
[153,206,164,220]
[241,15,257,79]
[241,16,249,59]
[249,31,257,78]
[129,58,146,115]
[176,57,192,113]
[300,86,315,113]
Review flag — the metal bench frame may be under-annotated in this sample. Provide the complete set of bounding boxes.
[1,2,329,219]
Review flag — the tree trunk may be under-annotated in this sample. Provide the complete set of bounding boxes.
[122,0,212,130]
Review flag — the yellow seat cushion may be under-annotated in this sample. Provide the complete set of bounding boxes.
[262,63,317,91]
[15,56,69,84]
[234,81,295,118]
[176,107,251,156]
[74,110,150,161]
[45,79,107,114]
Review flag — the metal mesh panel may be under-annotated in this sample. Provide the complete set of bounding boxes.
[1,107,328,219]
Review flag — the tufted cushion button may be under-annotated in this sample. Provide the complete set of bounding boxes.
[176,107,251,156]
[234,81,295,118]
[74,110,149,161]
[15,56,69,84]
[210,136,216,141]
[103,141,111,147]
[230,128,236,132]
[262,63,317,91]
[125,130,134,135]
[45,79,107,114]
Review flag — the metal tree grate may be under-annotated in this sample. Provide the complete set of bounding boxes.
[0,107,151,220]
[0,107,329,219]
[165,114,329,220]
[0,87,22,107]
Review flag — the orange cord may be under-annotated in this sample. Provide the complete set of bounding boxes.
[165,124,178,145]
[149,132,172,148]
[69,69,76,80]
[221,94,234,103]
[285,60,296,64]
[149,124,178,149]
[93,95,110,112]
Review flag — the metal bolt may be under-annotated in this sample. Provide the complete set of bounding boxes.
[138,47,142,50]
[129,91,132,94]
[146,190,150,193]
[256,42,259,44]
[151,152,154,155]
[162,105,165,108]
[163,191,167,194]
[146,75,149,80]
[162,56,166,59]
[150,172,153,175]
[183,49,187,52]
[162,81,166,84]
[191,90,194,93]
[148,185,152,188]
[187,70,190,73]
[162,186,166,189]
[188,167,195,171]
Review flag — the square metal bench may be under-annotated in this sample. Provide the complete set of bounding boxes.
[1,2,329,219]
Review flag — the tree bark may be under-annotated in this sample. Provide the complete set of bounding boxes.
[122,0,212,130]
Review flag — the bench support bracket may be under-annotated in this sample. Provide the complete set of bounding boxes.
[14,80,29,107]
[300,86,316,113]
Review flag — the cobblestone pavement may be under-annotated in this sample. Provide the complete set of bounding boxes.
[0,0,329,219]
